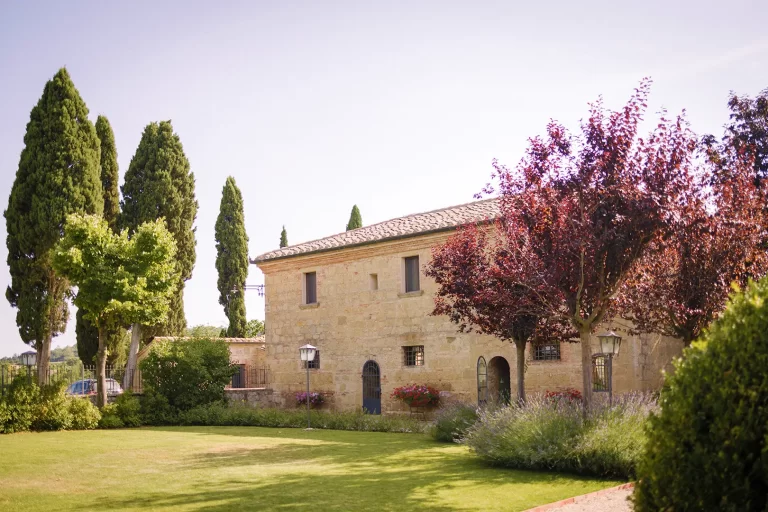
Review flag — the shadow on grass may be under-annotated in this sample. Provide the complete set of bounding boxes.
[91,427,614,512]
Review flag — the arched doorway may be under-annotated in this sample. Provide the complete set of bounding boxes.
[487,356,511,405]
[362,360,381,414]
[477,357,488,405]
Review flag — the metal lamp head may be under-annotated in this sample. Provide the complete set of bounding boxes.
[597,331,622,356]
[299,344,317,362]
[20,351,36,366]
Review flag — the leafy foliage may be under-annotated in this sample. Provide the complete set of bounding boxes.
[431,402,479,443]
[215,177,249,337]
[113,393,142,427]
[98,404,125,429]
[140,338,237,412]
[279,226,288,248]
[68,398,101,430]
[346,205,363,230]
[4,67,103,383]
[475,80,696,408]
[634,276,768,511]
[53,214,179,406]
[244,319,265,337]
[467,394,655,479]
[120,120,198,336]
[184,325,224,338]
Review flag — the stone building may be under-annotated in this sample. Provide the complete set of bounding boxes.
[252,199,683,413]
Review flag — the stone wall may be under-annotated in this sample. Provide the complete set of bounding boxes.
[256,232,684,413]
[225,388,278,407]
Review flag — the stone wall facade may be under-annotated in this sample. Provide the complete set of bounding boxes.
[255,232,684,413]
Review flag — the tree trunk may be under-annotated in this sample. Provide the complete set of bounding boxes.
[579,327,593,411]
[96,323,108,408]
[36,336,51,386]
[515,341,526,404]
[123,323,141,391]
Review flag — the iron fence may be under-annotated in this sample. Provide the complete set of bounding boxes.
[0,363,142,397]
[229,365,269,389]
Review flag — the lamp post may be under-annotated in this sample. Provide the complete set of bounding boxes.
[597,331,622,406]
[20,351,36,385]
[299,344,317,429]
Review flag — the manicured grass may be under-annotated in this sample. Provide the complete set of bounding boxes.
[0,427,621,511]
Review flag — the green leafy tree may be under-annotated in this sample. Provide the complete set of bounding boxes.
[346,205,363,230]
[53,214,179,406]
[184,325,224,338]
[215,177,249,337]
[120,121,198,374]
[279,226,288,248]
[244,319,265,337]
[4,68,103,384]
[76,115,124,364]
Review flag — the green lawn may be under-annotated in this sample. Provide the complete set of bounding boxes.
[0,427,620,511]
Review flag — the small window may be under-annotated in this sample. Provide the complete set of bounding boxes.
[370,273,378,291]
[403,345,424,366]
[533,342,561,361]
[303,350,320,370]
[304,272,317,304]
[404,256,420,293]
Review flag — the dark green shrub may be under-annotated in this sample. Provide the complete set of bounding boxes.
[1,377,40,433]
[114,393,141,427]
[140,337,237,412]
[431,402,478,442]
[139,391,178,426]
[31,381,73,431]
[98,404,125,429]
[68,398,101,430]
[466,394,654,479]
[634,278,768,512]
[178,402,428,433]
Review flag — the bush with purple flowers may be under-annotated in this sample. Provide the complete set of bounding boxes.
[295,392,324,407]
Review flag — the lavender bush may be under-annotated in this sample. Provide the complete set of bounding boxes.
[466,393,657,479]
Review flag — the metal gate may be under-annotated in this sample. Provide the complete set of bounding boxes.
[362,360,381,414]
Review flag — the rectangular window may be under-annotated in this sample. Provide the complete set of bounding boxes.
[403,345,424,366]
[369,273,378,291]
[533,342,561,361]
[304,272,317,304]
[404,256,420,293]
[302,350,320,370]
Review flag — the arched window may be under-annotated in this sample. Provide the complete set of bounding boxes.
[477,356,488,405]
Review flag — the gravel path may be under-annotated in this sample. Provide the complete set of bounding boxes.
[552,488,632,511]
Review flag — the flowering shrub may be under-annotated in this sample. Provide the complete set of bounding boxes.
[391,384,440,407]
[295,392,324,407]
[545,387,582,405]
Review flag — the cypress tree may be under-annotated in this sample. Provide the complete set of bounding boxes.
[4,68,103,383]
[280,226,288,248]
[215,177,249,337]
[346,205,363,230]
[120,121,197,344]
[77,115,122,365]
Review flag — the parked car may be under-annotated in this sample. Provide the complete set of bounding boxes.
[66,378,123,396]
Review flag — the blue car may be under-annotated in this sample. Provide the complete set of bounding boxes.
[66,379,123,396]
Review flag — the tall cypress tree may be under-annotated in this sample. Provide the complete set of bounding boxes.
[280,226,288,248]
[215,177,249,337]
[346,205,363,230]
[77,115,122,365]
[120,121,197,340]
[4,68,103,383]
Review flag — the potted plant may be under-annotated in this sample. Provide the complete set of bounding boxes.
[391,384,440,410]
[296,391,324,408]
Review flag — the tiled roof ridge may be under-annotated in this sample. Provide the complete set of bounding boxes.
[152,336,265,343]
[253,196,500,263]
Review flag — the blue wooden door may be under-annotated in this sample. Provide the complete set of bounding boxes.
[362,360,381,414]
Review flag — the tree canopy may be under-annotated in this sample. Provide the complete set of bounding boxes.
[4,67,103,383]
[215,177,249,337]
[120,120,197,336]
[346,205,363,230]
[53,214,179,406]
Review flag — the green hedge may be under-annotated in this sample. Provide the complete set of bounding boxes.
[431,402,479,443]
[634,277,768,511]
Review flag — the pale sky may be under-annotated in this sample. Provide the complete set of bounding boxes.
[0,1,766,356]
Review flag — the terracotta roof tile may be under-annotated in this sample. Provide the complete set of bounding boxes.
[252,198,500,263]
